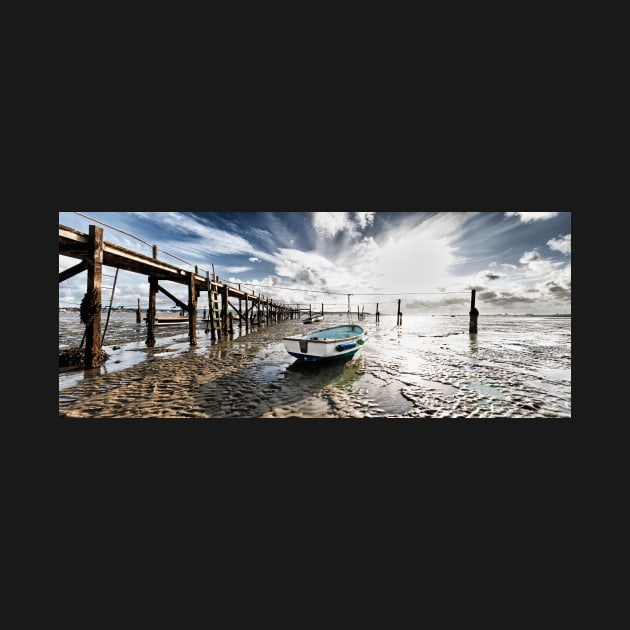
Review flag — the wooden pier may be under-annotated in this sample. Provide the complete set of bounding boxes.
[59,224,297,367]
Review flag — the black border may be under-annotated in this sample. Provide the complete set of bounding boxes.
[43,127,580,487]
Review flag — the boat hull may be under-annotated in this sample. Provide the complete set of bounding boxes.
[283,324,366,361]
[303,315,324,324]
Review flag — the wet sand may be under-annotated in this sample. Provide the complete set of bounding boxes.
[59,317,571,419]
[59,322,369,418]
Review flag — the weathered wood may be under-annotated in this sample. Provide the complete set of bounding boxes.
[222,285,229,334]
[157,284,189,312]
[376,303,380,323]
[59,260,88,283]
[469,289,479,333]
[60,224,294,348]
[146,245,158,347]
[85,225,103,367]
[188,271,197,345]
[397,298,402,326]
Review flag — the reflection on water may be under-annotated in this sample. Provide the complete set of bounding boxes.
[59,312,571,418]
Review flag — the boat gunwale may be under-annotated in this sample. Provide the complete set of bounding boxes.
[283,325,365,344]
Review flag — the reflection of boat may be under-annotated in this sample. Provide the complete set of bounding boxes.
[283,324,367,361]
[302,314,324,324]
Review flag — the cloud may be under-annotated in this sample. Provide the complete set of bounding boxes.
[354,212,375,229]
[312,212,352,238]
[547,234,571,255]
[311,211,375,239]
[519,250,541,264]
[505,212,560,223]
[131,212,256,257]
[224,266,252,273]
[249,257,261,263]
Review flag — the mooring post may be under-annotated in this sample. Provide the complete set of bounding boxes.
[469,289,479,334]
[397,299,402,325]
[376,303,380,324]
[85,225,104,368]
[136,298,141,323]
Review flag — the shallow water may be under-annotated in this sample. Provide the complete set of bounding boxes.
[58,311,571,418]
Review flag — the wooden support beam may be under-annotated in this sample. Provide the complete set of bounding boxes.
[146,245,158,347]
[157,284,188,312]
[222,285,229,333]
[59,260,88,283]
[188,271,197,345]
[85,225,103,367]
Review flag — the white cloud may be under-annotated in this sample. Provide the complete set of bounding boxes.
[249,257,261,263]
[312,212,351,238]
[354,212,375,229]
[132,212,256,256]
[225,266,252,273]
[505,212,560,223]
[311,211,375,239]
[547,234,571,255]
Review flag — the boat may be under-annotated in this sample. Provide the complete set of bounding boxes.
[302,314,324,324]
[283,323,367,361]
[154,317,189,326]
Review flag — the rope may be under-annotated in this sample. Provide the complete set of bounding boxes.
[72,211,211,274]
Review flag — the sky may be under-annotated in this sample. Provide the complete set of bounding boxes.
[59,211,571,315]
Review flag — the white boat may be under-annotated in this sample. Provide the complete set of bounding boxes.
[283,324,367,361]
[302,314,324,324]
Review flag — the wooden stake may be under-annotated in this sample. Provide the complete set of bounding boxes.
[469,289,479,333]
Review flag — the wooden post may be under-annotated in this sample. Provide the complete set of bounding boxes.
[309,304,312,317]
[245,294,249,332]
[256,295,261,327]
[136,298,141,323]
[222,285,229,334]
[228,312,234,336]
[146,245,158,347]
[321,303,324,316]
[188,271,197,345]
[469,289,479,333]
[376,303,380,323]
[85,225,103,367]
[239,297,242,327]
[397,299,402,325]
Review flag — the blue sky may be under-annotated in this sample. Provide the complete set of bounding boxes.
[59,211,571,314]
